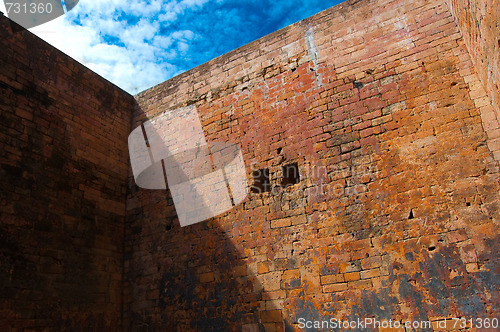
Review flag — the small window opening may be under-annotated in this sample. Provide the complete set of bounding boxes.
[353,81,364,89]
[251,168,271,193]
[408,209,415,219]
[282,163,300,187]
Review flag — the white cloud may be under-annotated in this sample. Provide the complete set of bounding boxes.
[119,19,159,47]
[0,0,208,94]
[159,0,210,22]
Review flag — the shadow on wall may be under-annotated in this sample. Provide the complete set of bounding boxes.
[0,17,131,331]
[124,106,293,331]
[125,184,293,331]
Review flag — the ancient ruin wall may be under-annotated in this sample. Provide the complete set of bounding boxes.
[126,0,499,330]
[446,0,500,126]
[0,0,499,330]
[0,15,133,331]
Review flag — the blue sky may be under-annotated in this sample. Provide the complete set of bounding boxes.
[2,0,343,94]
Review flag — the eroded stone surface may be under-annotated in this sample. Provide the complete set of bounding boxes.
[0,0,499,330]
[127,0,499,331]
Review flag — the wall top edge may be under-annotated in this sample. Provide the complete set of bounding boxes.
[134,0,378,98]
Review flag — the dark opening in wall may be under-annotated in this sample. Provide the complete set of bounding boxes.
[251,168,271,193]
[282,163,300,187]
[353,81,364,89]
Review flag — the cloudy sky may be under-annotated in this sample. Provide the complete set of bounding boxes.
[1,0,342,94]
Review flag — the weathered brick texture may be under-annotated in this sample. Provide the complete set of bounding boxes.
[127,0,499,330]
[0,16,133,331]
[1,0,499,331]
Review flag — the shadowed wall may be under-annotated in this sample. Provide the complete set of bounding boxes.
[0,15,133,331]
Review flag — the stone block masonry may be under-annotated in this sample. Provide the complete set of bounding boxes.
[127,0,499,330]
[0,0,499,331]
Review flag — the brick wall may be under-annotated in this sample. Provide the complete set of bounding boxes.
[1,0,499,330]
[445,0,500,163]
[127,0,499,330]
[0,15,133,331]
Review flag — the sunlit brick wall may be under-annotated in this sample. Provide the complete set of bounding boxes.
[126,0,499,330]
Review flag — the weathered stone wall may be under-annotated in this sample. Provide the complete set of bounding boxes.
[1,0,499,330]
[446,0,500,128]
[0,15,133,331]
[127,0,499,330]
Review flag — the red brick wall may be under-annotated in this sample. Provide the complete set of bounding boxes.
[0,15,133,331]
[127,0,499,330]
[445,0,500,162]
